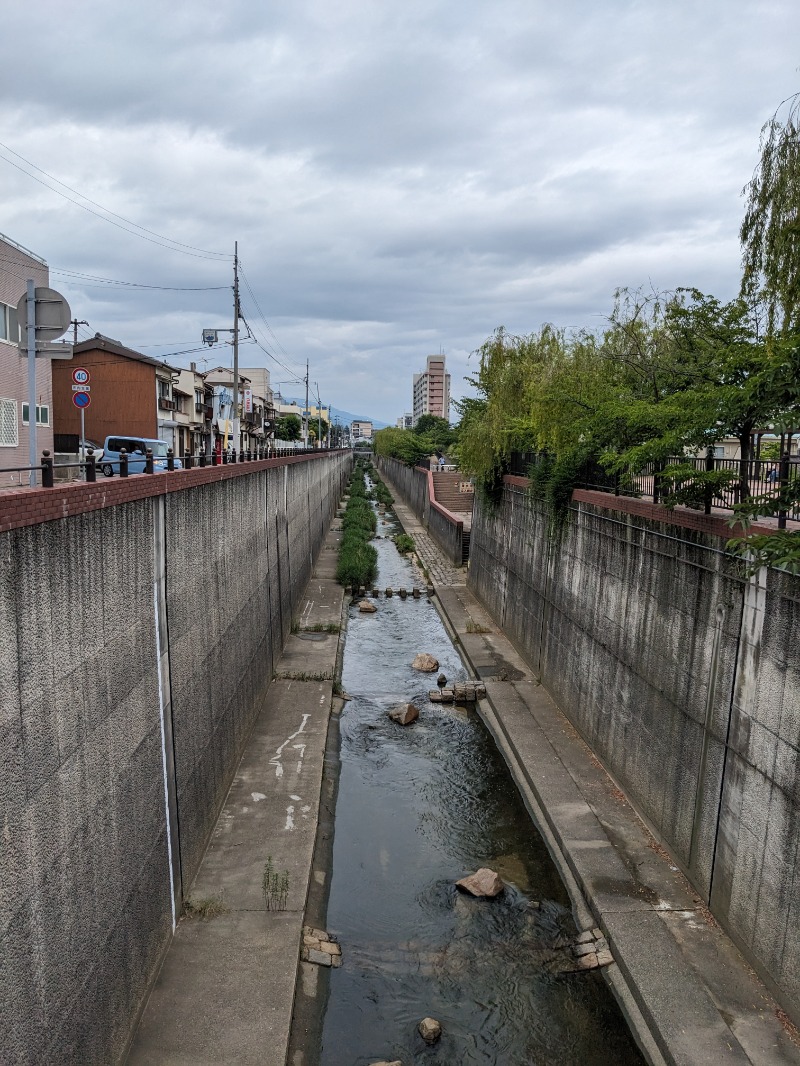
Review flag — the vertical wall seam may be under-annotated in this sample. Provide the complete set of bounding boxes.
[153,496,178,930]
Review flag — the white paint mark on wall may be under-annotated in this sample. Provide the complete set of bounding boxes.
[285,805,295,831]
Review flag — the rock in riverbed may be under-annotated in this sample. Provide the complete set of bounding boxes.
[411,653,439,672]
[418,1017,442,1044]
[389,703,420,726]
[358,600,378,613]
[456,867,505,898]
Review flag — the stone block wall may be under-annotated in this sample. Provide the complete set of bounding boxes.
[469,479,800,1018]
[0,451,350,1064]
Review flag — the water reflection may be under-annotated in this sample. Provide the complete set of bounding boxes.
[318,487,643,1065]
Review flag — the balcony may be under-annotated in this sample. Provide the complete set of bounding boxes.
[158,397,176,411]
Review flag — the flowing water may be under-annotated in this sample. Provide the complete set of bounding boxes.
[317,488,644,1065]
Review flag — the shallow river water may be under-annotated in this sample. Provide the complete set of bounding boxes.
[318,491,644,1065]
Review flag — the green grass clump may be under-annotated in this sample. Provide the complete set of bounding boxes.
[336,537,378,586]
[394,533,415,554]
[337,464,379,586]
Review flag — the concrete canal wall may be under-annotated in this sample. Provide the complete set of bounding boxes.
[376,455,464,565]
[468,477,800,1019]
[0,451,350,1064]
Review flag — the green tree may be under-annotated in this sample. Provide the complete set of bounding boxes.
[275,414,301,441]
[740,92,800,335]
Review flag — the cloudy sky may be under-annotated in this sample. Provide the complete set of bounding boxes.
[2,0,798,423]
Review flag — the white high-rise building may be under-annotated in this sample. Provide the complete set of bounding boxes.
[412,356,450,425]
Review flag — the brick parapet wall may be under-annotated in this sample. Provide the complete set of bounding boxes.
[0,451,344,534]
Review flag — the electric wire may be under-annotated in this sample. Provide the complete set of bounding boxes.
[0,141,231,260]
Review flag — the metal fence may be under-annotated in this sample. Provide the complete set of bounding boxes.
[507,450,800,525]
[0,444,328,491]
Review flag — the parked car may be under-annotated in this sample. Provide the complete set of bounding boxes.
[101,436,183,476]
[79,439,104,462]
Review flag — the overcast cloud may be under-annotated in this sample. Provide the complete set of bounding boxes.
[1,0,798,421]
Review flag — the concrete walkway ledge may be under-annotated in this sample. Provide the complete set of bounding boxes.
[127,520,345,1066]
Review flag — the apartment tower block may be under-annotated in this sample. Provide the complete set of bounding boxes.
[412,355,450,425]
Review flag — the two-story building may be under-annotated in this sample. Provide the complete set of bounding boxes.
[52,334,178,451]
[0,233,53,482]
[171,363,213,457]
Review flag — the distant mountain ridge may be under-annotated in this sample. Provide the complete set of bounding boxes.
[282,398,389,430]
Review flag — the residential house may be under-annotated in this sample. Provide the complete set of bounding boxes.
[52,334,178,451]
[0,233,53,481]
[172,363,213,457]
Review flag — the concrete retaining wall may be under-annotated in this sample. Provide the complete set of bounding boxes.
[469,480,800,1018]
[376,455,464,565]
[0,452,350,1064]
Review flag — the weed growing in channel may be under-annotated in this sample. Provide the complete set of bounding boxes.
[262,857,290,911]
[183,895,227,921]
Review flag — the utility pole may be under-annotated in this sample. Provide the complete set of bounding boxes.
[304,360,309,449]
[70,319,89,344]
[315,382,322,449]
[232,242,240,453]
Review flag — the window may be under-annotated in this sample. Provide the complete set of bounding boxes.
[21,403,50,427]
[0,303,19,344]
[0,398,18,446]
[158,379,170,399]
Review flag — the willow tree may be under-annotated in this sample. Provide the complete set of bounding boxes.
[740,92,800,335]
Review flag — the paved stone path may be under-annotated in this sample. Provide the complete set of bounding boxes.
[385,488,466,587]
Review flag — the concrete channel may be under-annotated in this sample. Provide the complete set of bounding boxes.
[126,468,800,1066]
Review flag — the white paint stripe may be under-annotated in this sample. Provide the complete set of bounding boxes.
[274,713,311,757]
[285,805,295,831]
[153,582,177,933]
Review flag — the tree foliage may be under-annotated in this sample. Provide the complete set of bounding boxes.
[740,92,800,335]
[275,414,302,441]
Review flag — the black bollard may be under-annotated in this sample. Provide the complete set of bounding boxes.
[41,450,54,488]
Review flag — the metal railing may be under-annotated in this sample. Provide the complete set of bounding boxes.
[0,444,338,490]
[508,450,800,526]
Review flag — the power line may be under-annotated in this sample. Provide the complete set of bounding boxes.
[52,268,229,291]
[238,263,301,370]
[0,141,232,260]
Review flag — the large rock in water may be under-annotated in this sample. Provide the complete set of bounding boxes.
[456,867,505,898]
[411,653,439,672]
[358,600,378,613]
[418,1017,442,1044]
[389,703,419,726]
[370,1061,402,1066]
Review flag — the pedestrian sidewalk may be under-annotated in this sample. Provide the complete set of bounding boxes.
[383,470,800,1066]
[126,523,345,1066]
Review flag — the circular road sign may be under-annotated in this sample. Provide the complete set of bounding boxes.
[72,391,91,410]
[72,367,90,385]
[16,287,72,342]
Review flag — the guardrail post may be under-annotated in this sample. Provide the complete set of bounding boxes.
[41,450,54,488]
[199,449,207,467]
[778,451,790,529]
[145,448,154,474]
[222,449,228,465]
[167,448,175,472]
[120,448,129,478]
[185,452,193,470]
[704,448,714,515]
[86,449,96,483]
